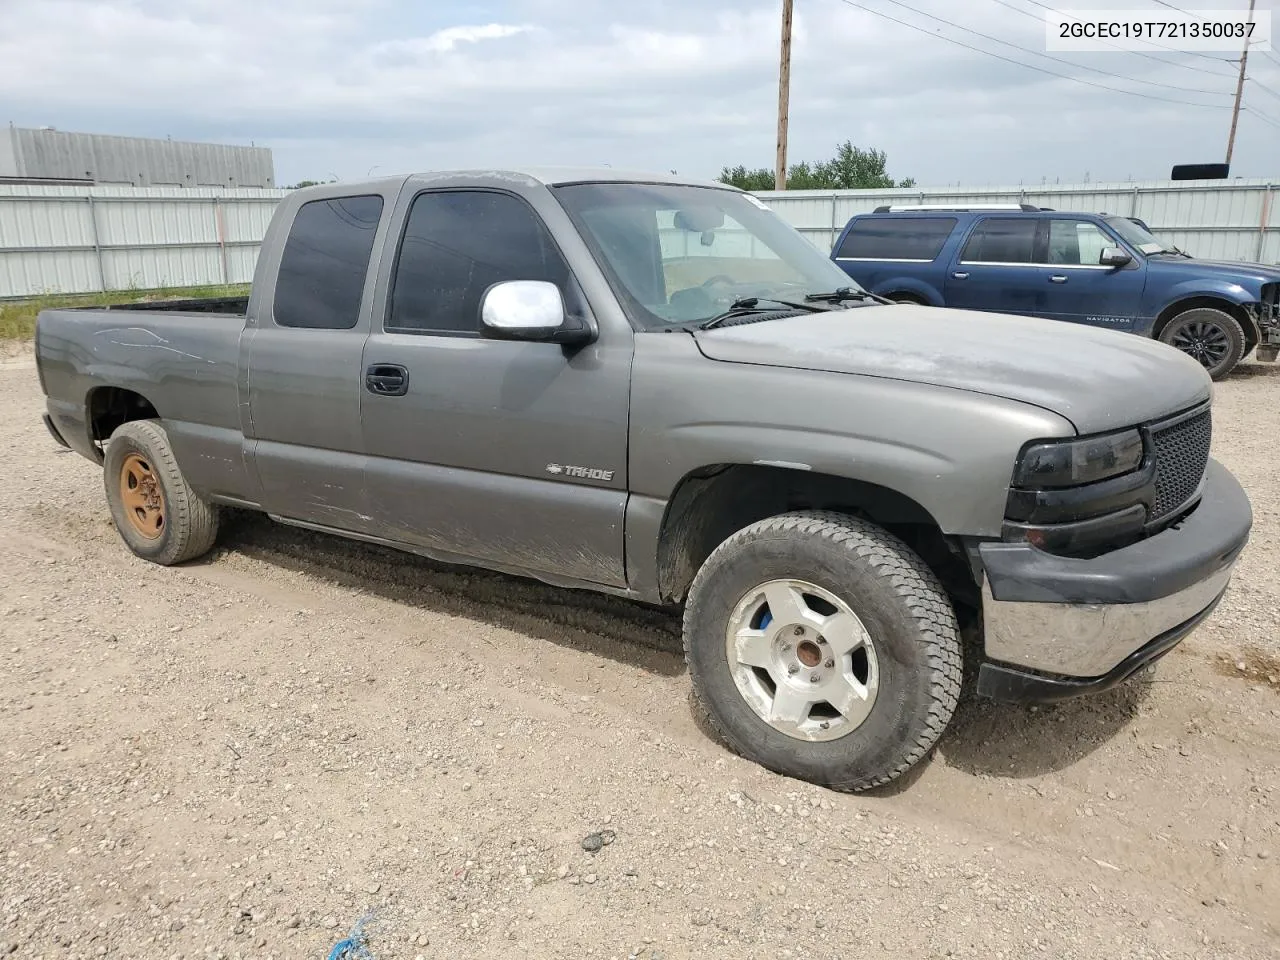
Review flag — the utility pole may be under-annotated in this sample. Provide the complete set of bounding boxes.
[1226,0,1256,167]
[775,0,794,190]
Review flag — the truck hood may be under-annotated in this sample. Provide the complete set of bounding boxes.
[692,304,1211,434]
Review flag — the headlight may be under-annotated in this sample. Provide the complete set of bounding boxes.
[1013,429,1143,489]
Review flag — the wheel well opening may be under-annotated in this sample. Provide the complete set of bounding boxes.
[656,464,980,622]
[87,387,159,455]
[886,291,927,305]
[1154,297,1256,352]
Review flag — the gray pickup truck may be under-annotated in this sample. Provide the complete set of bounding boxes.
[35,168,1253,791]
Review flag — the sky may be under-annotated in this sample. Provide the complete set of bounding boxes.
[1,0,1277,188]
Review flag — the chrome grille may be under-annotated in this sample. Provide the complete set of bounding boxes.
[1149,408,1212,520]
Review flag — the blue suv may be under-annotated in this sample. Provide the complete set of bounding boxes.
[831,204,1280,379]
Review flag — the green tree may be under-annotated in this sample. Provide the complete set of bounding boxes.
[718,141,915,191]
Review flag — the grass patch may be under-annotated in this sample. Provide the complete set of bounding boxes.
[0,284,251,341]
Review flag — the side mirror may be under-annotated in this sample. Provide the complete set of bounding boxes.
[1100,246,1132,267]
[479,280,595,345]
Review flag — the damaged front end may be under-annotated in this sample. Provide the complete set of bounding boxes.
[1253,282,1280,362]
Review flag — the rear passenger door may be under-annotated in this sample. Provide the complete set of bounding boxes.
[832,216,957,301]
[359,188,632,587]
[242,190,392,531]
[944,217,1050,317]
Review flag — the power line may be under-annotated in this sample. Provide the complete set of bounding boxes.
[1249,76,1280,104]
[1244,107,1280,131]
[838,0,1228,108]
[993,0,1239,77]
[876,0,1232,96]
[1020,0,1238,68]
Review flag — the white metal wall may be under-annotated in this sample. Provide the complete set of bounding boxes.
[5,177,1280,299]
[0,184,287,298]
[756,178,1280,263]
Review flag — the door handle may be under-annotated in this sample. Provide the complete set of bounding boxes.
[951,271,969,280]
[365,364,409,397]
[1049,275,1068,284]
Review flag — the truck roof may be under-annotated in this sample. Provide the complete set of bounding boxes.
[313,167,739,193]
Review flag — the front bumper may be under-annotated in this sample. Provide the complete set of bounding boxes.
[975,458,1251,702]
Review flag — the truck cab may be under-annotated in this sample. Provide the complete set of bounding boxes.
[831,204,1280,379]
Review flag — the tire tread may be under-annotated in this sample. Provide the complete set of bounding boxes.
[683,510,962,791]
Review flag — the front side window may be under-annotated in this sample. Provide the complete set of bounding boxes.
[959,218,1038,264]
[552,182,862,328]
[274,195,383,329]
[388,190,571,335]
[1047,220,1112,265]
[836,217,956,261]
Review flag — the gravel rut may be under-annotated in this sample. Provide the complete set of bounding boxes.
[1,352,1278,960]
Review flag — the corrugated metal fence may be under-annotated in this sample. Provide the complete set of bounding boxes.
[757,178,1280,263]
[0,183,287,298]
[5,177,1280,299]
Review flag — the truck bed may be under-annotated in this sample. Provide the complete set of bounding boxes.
[96,295,249,316]
[36,304,248,498]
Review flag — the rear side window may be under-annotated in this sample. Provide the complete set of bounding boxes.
[836,217,956,261]
[273,195,384,329]
[959,218,1038,264]
[388,190,571,335]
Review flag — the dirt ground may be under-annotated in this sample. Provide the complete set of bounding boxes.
[1,347,1278,960]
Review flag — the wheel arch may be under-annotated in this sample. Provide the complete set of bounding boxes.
[85,385,161,461]
[1152,296,1258,355]
[654,463,980,618]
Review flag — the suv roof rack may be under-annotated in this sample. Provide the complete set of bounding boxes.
[871,203,1042,213]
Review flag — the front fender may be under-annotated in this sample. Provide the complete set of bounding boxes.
[1155,279,1260,318]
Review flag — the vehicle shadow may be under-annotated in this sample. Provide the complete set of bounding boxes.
[210,510,687,677]
[1231,361,1280,379]
[935,676,1150,780]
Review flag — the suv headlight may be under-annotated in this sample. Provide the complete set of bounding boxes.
[1013,429,1144,489]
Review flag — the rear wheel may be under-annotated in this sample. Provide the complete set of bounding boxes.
[1158,307,1245,380]
[103,420,219,565]
[683,511,962,791]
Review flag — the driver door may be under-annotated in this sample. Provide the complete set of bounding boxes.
[360,187,632,586]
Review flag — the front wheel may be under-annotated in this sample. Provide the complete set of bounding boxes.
[683,511,962,792]
[1158,307,1245,380]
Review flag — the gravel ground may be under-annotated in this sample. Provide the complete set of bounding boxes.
[1,348,1278,960]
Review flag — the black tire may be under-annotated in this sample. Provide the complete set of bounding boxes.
[1157,307,1245,380]
[886,292,926,305]
[683,511,962,792]
[103,419,219,565]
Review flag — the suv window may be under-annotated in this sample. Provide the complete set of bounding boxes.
[836,217,956,261]
[388,190,571,335]
[959,218,1037,264]
[1048,219,1112,265]
[274,195,384,329]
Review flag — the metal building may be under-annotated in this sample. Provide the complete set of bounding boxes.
[0,125,274,188]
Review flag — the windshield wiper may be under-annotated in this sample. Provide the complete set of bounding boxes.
[699,296,824,330]
[804,286,894,306]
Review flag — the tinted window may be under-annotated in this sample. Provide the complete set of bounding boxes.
[836,217,956,260]
[389,191,571,334]
[959,218,1037,264]
[1047,220,1111,265]
[274,195,383,329]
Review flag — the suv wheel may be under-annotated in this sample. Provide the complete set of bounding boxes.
[683,511,962,791]
[1158,307,1245,380]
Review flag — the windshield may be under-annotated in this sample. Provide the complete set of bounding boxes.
[1105,215,1168,255]
[552,182,865,328]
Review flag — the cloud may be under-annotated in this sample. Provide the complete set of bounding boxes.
[0,0,1272,187]
[414,23,532,54]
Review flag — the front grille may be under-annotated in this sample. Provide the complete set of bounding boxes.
[1149,408,1212,520]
